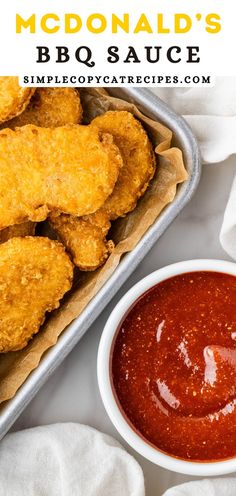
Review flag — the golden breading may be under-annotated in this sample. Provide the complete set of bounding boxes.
[0,124,123,229]
[50,111,156,271]
[0,221,36,244]
[91,111,156,219]
[50,211,113,271]
[0,237,73,352]
[5,88,82,129]
[0,77,35,124]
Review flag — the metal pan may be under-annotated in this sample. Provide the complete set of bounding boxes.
[0,88,201,440]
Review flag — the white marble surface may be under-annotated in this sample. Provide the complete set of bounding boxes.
[12,155,236,495]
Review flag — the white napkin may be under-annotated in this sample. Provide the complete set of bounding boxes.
[0,423,145,496]
[151,78,236,260]
[162,478,236,496]
[151,78,236,164]
[220,175,236,259]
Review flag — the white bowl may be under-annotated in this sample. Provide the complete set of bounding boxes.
[97,259,236,476]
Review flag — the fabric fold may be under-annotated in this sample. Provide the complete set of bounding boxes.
[152,78,236,260]
[162,478,236,496]
[0,423,145,496]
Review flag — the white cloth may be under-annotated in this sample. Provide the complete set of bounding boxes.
[151,78,236,260]
[151,78,236,164]
[0,423,145,496]
[162,478,236,496]
[220,175,236,259]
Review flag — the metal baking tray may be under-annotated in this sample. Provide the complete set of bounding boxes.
[0,88,201,439]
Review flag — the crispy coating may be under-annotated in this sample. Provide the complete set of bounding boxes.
[50,211,113,271]
[0,124,123,229]
[0,77,35,124]
[5,88,82,129]
[50,111,156,271]
[0,237,73,352]
[91,111,156,219]
[0,221,36,244]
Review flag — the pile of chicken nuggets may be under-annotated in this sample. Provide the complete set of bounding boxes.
[0,77,156,352]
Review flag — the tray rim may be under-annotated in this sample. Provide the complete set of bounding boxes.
[0,88,201,439]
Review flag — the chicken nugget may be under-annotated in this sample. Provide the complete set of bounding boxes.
[0,124,123,229]
[50,210,113,271]
[5,88,82,129]
[50,111,156,271]
[0,221,36,243]
[0,237,73,352]
[91,111,156,218]
[0,77,35,124]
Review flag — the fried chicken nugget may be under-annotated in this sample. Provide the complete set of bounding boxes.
[50,210,113,271]
[0,124,123,229]
[50,111,156,270]
[0,237,73,352]
[5,88,82,129]
[0,221,36,244]
[0,77,35,124]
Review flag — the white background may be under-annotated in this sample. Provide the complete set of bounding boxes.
[0,0,235,85]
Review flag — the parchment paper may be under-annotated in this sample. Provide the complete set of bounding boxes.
[0,88,188,404]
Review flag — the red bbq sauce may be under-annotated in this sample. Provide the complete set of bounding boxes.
[112,271,236,461]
